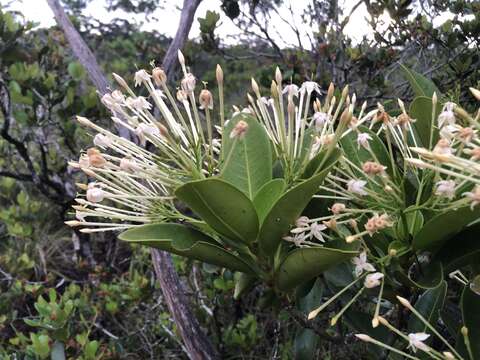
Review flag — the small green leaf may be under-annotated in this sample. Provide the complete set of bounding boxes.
[258,151,340,255]
[176,178,259,244]
[119,223,256,274]
[220,114,272,199]
[253,178,286,223]
[67,62,85,80]
[461,287,480,358]
[400,64,441,98]
[275,247,357,291]
[410,96,441,148]
[408,281,447,333]
[413,206,480,251]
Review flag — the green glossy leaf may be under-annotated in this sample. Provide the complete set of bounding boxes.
[408,281,447,333]
[461,287,480,358]
[339,126,392,177]
[220,114,272,199]
[400,64,441,98]
[176,178,259,244]
[258,150,340,255]
[233,272,256,300]
[410,96,440,148]
[435,224,480,272]
[413,206,480,251]
[119,223,256,274]
[275,247,357,291]
[395,261,444,289]
[303,147,342,179]
[253,178,286,223]
[293,328,318,360]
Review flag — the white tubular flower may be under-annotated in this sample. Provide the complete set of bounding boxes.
[364,272,384,288]
[282,84,299,98]
[134,69,151,87]
[435,180,456,199]
[463,185,480,209]
[407,333,430,353]
[313,112,329,131]
[438,102,456,128]
[126,96,152,111]
[111,89,125,103]
[135,123,160,146]
[357,132,373,149]
[309,222,327,242]
[439,125,458,140]
[347,179,368,196]
[352,252,376,277]
[181,73,196,93]
[86,187,105,203]
[93,134,112,148]
[300,81,322,96]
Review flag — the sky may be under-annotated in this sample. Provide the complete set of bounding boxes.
[3,0,382,47]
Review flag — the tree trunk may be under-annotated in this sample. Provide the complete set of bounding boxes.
[162,0,202,77]
[47,1,217,359]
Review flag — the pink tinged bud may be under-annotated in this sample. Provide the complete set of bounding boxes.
[176,89,188,102]
[152,67,167,86]
[230,120,249,139]
[199,89,213,110]
[86,187,105,203]
[331,203,346,214]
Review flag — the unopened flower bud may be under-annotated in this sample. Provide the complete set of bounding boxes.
[389,249,397,257]
[120,157,140,173]
[152,67,167,86]
[216,64,223,85]
[461,326,468,336]
[331,203,346,214]
[112,73,128,89]
[355,334,373,343]
[275,67,282,85]
[86,187,105,203]
[177,50,185,65]
[87,148,106,168]
[270,80,278,98]
[251,78,260,97]
[470,87,480,101]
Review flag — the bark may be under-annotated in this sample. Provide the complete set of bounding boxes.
[162,0,202,76]
[47,1,217,359]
